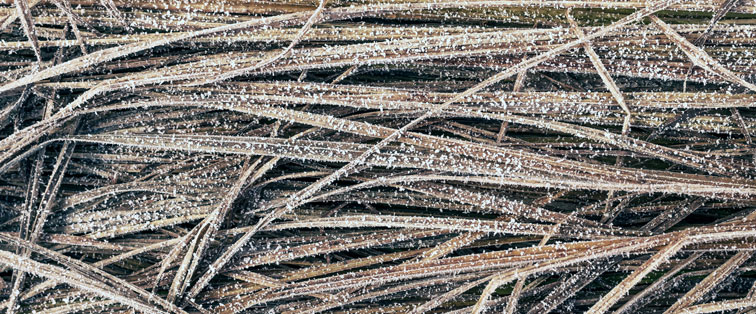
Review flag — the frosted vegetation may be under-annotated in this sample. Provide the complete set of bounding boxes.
[0,0,755,313]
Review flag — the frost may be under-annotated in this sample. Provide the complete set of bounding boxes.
[0,0,754,313]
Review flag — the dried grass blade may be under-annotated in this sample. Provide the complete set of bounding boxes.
[12,0,41,63]
[664,251,753,313]
[650,15,756,92]
[587,237,689,313]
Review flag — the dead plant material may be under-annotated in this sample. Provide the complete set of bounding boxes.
[0,0,755,313]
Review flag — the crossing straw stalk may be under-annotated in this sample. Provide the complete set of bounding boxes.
[0,0,756,313]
